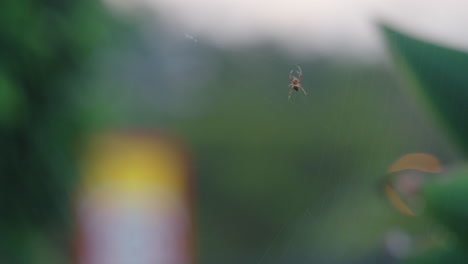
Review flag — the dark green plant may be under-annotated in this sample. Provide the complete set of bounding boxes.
[382,25,468,157]
[0,1,115,262]
[382,24,468,263]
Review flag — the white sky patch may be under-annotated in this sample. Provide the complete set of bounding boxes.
[183,33,198,43]
[104,0,468,57]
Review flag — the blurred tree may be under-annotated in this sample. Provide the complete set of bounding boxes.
[0,1,117,262]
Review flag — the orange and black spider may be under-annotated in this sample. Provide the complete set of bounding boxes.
[288,65,307,101]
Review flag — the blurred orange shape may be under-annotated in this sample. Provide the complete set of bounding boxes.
[385,184,415,216]
[387,153,442,174]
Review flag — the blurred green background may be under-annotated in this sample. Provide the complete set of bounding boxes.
[1,1,466,264]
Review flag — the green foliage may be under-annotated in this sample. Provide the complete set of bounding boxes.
[403,245,468,264]
[0,71,23,126]
[382,25,468,264]
[0,1,117,262]
[381,25,468,156]
[423,166,468,241]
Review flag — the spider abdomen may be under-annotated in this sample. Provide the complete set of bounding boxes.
[293,86,299,91]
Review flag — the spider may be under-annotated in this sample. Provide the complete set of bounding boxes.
[288,65,307,101]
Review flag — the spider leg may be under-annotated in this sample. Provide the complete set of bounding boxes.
[289,69,294,82]
[296,65,303,81]
[300,85,307,95]
[288,86,293,101]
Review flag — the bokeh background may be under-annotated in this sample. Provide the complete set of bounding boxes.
[1,1,467,264]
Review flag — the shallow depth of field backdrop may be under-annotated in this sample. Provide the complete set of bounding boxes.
[1,1,468,264]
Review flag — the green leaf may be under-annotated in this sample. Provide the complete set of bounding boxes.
[381,25,468,155]
[0,70,24,127]
[423,166,468,241]
[403,245,468,264]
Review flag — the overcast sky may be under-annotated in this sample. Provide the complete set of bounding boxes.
[105,0,468,58]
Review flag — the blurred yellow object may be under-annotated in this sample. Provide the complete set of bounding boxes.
[75,131,195,264]
[387,153,442,174]
[384,184,415,216]
[80,133,188,205]
[384,153,442,216]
